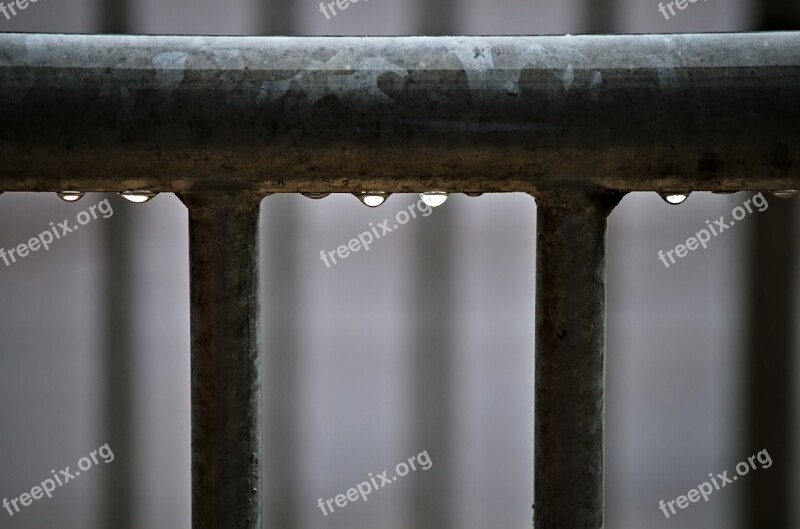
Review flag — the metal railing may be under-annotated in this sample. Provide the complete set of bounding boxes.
[1,31,798,529]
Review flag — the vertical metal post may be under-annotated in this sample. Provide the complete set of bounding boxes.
[534,190,621,529]
[179,192,263,529]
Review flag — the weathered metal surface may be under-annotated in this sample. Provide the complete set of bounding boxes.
[534,190,622,529]
[178,192,262,529]
[0,33,798,193]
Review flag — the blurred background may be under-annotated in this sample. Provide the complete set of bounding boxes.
[0,1,798,528]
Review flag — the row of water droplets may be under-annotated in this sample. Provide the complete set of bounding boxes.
[3,191,796,205]
[44,190,455,207]
[660,190,798,205]
[305,191,456,208]
[53,191,157,203]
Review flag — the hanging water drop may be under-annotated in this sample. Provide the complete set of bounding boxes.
[356,192,389,208]
[464,192,483,197]
[57,191,85,202]
[659,192,689,205]
[120,191,157,203]
[420,191,449,207]
[302,192,331,199]
[772,190,798,199]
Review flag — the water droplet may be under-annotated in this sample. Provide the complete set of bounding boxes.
[464,192,483,197]
[302,192,330,199]
[420,191,449,207]
[356,192,389,208]
[772,190,798,199]
[120,191,157,203]
[659,193,689,205]
[57,191,85,202]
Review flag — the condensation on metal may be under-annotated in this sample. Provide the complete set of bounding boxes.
[0,33,798,193]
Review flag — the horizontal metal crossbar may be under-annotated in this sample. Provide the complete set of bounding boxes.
[0,32,799,194]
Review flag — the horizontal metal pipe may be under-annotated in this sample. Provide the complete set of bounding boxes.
[0,32,798,193]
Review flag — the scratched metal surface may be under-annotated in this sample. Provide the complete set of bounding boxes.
[0,32,798,193]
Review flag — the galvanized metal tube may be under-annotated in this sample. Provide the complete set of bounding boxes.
[534,190,622,529]
[0,33,799,193]
[178,192,263,529]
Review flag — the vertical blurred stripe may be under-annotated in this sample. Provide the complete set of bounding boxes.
[261,11,298,529]
[261,10,299,529]
[741,7,799,529]
[414,6,457,529]
[266,0,295,34]
[261,196,300,529]
[100,200,135,529]
[585,0,615,33]
[100,0,128,33]
[419,0,456,34]
[742,197,796,529]
[758,0,800,28]
[101,197,135,529]
[100,7,134,529]
[412,194,456,529]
